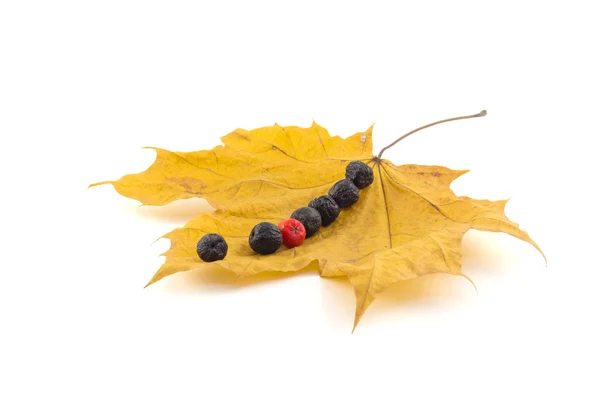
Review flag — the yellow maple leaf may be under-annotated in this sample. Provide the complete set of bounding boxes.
[91,112,544,330]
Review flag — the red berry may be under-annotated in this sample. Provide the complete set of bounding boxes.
[278,219,306,248]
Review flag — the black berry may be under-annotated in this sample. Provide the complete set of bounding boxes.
[328,179,359,208]
[346,161,374,189]
[291,207,321,238]
[308,195,340,227]
[249,222,282,255]
[196,233,228,262]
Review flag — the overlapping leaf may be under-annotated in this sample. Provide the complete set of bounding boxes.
[92,123,544,329]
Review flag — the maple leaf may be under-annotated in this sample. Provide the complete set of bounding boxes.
[91,112,545,329]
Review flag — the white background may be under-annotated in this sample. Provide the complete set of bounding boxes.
[1,1,599,399]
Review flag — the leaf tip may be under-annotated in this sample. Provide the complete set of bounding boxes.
[495,198,511,211]
[144,265,172,288]
[449,169,471,183]
[351,306,368,333]
[540,249,548,266]
[524,234,547,266]
[88,181,113,189]
[352,306,367,333]
[532,243,548,267]
[352,311,364,333]
[140,146,161,158]
[144,274,161,288]
[458,273,479,295]
[151,234,167,246]
[311,120,324,130]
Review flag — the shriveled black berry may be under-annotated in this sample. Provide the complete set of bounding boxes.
[308,195,340,227]
[249,222,282,255]
[328,179,359,208]
[291,207,321,238]
[346,161,374,189]
[197,233,228,262]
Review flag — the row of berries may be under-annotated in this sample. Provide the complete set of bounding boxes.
[196,161,374,262]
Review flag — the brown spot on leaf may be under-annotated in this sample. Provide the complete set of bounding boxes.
[170,177,206,194]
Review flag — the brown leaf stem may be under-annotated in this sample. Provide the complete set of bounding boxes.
[377,110,487,159]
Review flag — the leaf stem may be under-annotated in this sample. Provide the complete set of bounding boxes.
[377,110,487,159]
